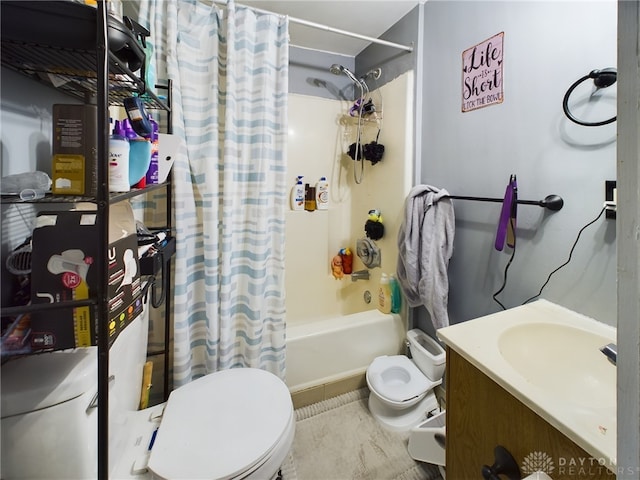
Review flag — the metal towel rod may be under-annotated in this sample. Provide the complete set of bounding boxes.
[444,194,564,211]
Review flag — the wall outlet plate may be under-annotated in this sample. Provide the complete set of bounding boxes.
[605,180,616,219]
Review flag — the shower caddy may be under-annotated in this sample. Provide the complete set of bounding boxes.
[0,1,173,478]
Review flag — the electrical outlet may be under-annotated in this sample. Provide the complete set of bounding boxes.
[605,180,616,219]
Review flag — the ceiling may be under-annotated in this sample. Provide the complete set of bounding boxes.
[241,1,421,57]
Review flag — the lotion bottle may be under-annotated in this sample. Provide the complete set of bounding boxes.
[377,273,392,314]
[290,176,304,211]
[315,176,329,210]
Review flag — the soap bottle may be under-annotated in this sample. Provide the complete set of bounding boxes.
[316,176,329,210]
[305,184,316,212]
[340,247,353,274]
[290,176,305,211]
[389,274,402,314]
[378,273,392,314]
[108,119,130,192]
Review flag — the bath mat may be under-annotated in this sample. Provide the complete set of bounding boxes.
[283,388,443,480]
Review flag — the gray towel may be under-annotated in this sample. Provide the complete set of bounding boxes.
[396,185,455,329]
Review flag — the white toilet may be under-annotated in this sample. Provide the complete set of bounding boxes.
[366,328,445,432]
[1,304,294,480]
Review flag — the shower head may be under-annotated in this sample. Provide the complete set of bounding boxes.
[363,68,382,80]
[329,64,360,86]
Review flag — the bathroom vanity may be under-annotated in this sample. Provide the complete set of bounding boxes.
[438,300,617,479]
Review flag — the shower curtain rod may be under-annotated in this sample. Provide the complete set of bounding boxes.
[211,1,415,53]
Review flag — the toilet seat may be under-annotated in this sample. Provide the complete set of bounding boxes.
[366,355,433,403]
[148,368,294,480]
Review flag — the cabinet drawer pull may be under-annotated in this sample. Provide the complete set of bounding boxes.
[481,445,521,480]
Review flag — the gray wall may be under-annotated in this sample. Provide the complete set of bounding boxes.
[289,47,356,100]
[356,5,419,86]
[420,0,617,326]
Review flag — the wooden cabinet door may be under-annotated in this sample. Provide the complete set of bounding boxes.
[445,348,614,480]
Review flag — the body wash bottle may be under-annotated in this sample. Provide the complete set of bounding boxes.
[378,273,392,314]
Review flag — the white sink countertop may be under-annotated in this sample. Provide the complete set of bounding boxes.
[437,299,616,471]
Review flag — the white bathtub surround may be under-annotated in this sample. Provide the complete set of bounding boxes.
[285,310,405,395]
[285,72,414,323]
[437,299,616,471]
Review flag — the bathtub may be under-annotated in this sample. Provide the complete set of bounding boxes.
[285,309,406,393]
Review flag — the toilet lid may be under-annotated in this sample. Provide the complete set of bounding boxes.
[367,355,431,403]
[148,368,293,480]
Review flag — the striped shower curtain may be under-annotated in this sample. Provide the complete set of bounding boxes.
[139,0,289,386]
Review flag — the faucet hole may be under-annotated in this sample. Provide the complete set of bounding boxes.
[364,290,371,304]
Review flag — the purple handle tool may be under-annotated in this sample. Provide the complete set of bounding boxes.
[495,175,516,251]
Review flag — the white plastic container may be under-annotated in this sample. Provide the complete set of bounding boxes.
[108,119,130,192]
[290,175,305,211]
[315,176,329,210]
[408,410,446,466]
[377,273,392,314]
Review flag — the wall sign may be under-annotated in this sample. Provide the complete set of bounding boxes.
[462,32,504,112]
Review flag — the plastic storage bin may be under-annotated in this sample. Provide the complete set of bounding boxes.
[408,410,446,466]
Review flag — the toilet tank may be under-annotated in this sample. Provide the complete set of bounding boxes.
[1,301,149,479]
[407,328,445,381]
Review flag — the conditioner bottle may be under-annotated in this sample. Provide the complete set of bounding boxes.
[316,176,329,210]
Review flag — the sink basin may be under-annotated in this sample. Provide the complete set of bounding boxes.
[498,322,615,408]
[437,300,617,467]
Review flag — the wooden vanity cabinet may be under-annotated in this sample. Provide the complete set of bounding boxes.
[445,348,615,480]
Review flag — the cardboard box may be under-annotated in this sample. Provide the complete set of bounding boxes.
[52,104,97,196]
[29,207,143,351]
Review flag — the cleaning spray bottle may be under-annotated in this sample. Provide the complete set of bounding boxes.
[290,176,305,211]
[378,273,392,314]
[108,119,130,192]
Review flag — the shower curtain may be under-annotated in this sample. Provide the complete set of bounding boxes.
[139,0,289,386]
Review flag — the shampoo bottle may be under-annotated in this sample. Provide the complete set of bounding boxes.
[378,273,392,314]
[290,176,305,211]
[108,120,130,192]
[389,274,402,314]
[316,176,329,210]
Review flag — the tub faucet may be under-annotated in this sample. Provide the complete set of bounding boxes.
[600,343,617,366]
[351,269,370,282]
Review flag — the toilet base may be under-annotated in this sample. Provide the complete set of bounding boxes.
[368,390,439,432]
